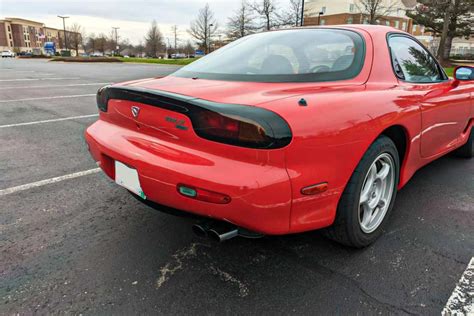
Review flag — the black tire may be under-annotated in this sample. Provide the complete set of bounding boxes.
[324,135,400,248]
[454,127,473,159]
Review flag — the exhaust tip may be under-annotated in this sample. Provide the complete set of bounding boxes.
[192,224,209,237]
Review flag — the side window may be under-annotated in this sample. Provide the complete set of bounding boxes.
[388,36,444,83]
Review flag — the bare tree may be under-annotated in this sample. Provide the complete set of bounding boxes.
[145,20,164,58]
[181,40,196,57]
[188,3,218,53]
[251,0,280,31]
[356,0,398,24]
[96,33,108,55]
[85,33,97,54]
[135,41,145,57]
[68,23,84,56]
[227,0,256,39]
[280,0,303,27]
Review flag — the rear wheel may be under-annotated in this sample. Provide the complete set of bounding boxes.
[454,128,473,158]
[325,136,400,248]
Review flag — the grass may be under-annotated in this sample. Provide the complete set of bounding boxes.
[444,67,454,77]
[118,57,198,65]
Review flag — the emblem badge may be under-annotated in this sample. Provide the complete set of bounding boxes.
[131,106,140,118]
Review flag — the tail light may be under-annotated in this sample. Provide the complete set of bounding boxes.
[97,86,292,149]
[193,110,270,147]
[96,85,110,112]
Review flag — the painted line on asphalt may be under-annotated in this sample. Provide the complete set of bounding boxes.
[0,114,99,128]
[0,77,81,82]
[442,257,474,315]
[0,168,101,197]
[0,94,95,103]
[0,82,110,90]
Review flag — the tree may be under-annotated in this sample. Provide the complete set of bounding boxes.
[251,0,280,31]
[227,0,256,40]
[68,23,84,56]
[135,41,145,57]
[96,33,108,54]
[406,0,473,64]
[145,20,164,58]
[280,0,303,27]
[182,40,196,57]
[189,3,218,53]
[85,33,97,54]
[355,0,398,24]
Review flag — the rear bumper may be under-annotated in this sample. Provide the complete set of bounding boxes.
[85,120,292,234]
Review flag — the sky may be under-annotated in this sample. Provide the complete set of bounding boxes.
[1,0,247,45]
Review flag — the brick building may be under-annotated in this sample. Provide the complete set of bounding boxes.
[304,0,418,32]
[0,17,80,55]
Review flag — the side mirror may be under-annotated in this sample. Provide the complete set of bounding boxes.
[454,66,474,81]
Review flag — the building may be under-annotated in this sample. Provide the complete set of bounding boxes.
[304,0,417,32]
[303,0,473,57]
[0,17,81,55]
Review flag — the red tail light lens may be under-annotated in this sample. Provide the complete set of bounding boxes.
[195,111,268,146]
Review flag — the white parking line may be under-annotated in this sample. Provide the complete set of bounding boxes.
[0,77,81,82]
[0,94,95,103]
[0,82,110,90]
[0,168,101,197]
[0,114,99,128]
[442,257,474,315]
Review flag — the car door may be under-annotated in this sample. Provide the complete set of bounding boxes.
[388,35,471,158]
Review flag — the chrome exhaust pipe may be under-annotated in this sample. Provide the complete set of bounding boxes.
[192,221,213,237]
[208,221,239,242]
[192,220,263,242]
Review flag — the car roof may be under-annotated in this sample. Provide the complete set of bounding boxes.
[286,24,410,36]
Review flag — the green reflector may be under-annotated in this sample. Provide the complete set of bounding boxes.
[179,186,197,197]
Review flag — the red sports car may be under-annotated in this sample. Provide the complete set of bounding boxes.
[85,25,474,247]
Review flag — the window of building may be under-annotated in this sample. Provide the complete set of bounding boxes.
[320,19,326,25]
[388,35,445,83]
[402,22,407,31]
[321,6,326,13]
[363,18,369,24]
[7,25,11,32]
[349,3,355,12]
[347,17,353,24]
[413,25,417,32]
[386,21,390,26]
[395,20,400,28]
[9,33,12,39]
[10,41,13,47]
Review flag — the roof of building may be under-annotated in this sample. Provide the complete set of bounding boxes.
[2,17,45,26]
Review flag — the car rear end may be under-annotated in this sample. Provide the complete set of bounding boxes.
[85,85,293,234]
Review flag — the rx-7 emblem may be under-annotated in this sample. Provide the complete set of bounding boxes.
[131,106,140,118]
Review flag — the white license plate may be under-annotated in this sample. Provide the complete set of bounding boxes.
[115,161,146,199]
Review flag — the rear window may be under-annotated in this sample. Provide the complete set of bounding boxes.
[173,29,365,83]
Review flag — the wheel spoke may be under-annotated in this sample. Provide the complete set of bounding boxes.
[376,161,390,180]
[361,205,373,228]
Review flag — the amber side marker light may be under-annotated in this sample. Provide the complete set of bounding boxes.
[177,184,231,204]
[301,182,328,195]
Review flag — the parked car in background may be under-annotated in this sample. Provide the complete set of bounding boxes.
[1,50,15,58]
[85,26,474,247]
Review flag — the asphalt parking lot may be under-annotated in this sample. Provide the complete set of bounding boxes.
[1,58,473,314]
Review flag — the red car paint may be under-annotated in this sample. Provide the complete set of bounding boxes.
[85,25,473,235]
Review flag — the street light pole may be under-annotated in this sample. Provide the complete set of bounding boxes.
[57,15,69,52]
[207,23,213,54]
[112,27,119,56]
[300,0,305,27]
